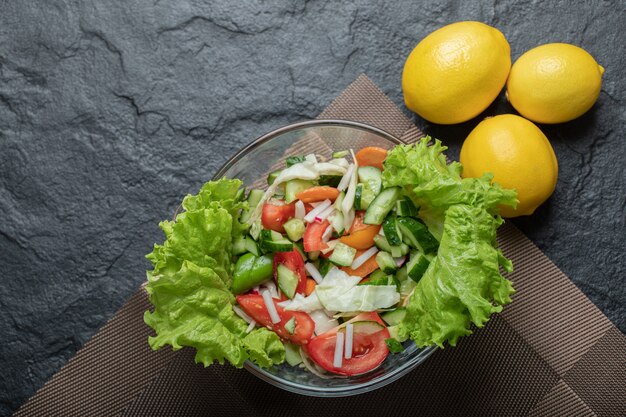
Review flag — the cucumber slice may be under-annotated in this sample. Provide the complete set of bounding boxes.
[381,308,406,326]
[369,269,388,282]
[396,198,418,217]
[329,212,345,236]
[293,241,307,260]
[267,170,282,185]
[317,257,332,277]
[332,150,349,158]
[407,252,430,283]
[375,251,397,274]
[363,187,401,225]
[382,216,402,245]
[348,320,385,335]
[285,179,315,203]
[397,217,439,254]
[318,175,342,187]
[308,250,320,261]
[240,189,265,224]
[259,230,293,253]
[232,235,247,255]
[374,234,393,252]
[334,191,346,210]
[328,242,357,267]
[284,316,297,334]
[387,325,408,343]
[354,183,376,210]
[395,265,408,282]
[276,264,299,299]
[284,342,303,366]
[245,237,261,256]
[284,218,306,241]
[357,166,382,194]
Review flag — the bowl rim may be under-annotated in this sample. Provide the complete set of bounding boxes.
[213,119,438,396]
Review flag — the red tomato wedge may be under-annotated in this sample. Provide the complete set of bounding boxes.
[303,220,330,252]
[273,249,307,296]
[261,202,295,233]
[236,294,315,345]
[305,312,390,376]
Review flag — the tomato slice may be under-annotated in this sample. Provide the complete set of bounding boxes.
[305,312,390,376]
[303,220,330,252]
[274,249,307,295]
[262,202,295,233]
[236,294,315,344]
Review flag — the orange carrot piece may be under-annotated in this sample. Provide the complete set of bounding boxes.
[355,147,388,170]
[305,278,317,296]
[341,252,379,277]
[296,186,340,203]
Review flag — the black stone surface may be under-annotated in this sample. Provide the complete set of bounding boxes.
[1,1,624,415]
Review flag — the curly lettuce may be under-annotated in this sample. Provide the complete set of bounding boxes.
[382,138,517,348]
[144,178,285,367]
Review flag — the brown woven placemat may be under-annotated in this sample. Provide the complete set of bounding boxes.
[14,75,626,417]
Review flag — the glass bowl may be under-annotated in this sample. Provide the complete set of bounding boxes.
[213,119,437,397]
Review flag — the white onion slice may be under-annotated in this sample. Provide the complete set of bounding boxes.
[333,331,345,368]
[351,246,379,270]
[321,224,333,242]
[344,323,353,359]
[232,305,253,324]
[262,281,279,299]
[300,348,332,379]
[246,320,256,333]
[315,206,335,223]
[262,290,281,324]
[394,256,407,267]
[337,164,354,192]
[305,262,324,284]
[295,200,306,219]
[304,199,332,223]
[343,208,355,233]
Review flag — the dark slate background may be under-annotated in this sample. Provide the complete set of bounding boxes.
[1,0,624,415]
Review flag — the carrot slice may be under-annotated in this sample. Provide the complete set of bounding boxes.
[355,147,388,170]
[296,186,340,203]
[341,252,379,277]
[340,224,381,250]
[305,278,317,296]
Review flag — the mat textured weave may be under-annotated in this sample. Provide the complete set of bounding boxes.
[14,75,626,417]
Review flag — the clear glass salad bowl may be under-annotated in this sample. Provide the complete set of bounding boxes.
[213,119,437,397]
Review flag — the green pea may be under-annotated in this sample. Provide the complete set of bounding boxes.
[231,253,274,294]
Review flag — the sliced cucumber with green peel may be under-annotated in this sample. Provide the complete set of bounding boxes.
[317,257,332,277]
[368,269,388,282]
[318,175,342,187]
[329,212,345,236]
[387,325,407,342]
[381,308,406,326]
[363,187,401,225]
[357,166,382,194]
[332,150,348,158]
[407,252,430,283]
[382,215,402,245]
[395,265,408,282]
[354,183,376,210]
[276,264,299,299]
[329,242,357,267]
[245,237,261,256]
[374,234,393,252]
[396,198,418,217]
[284,342,303,366]
[334,191,345,210]
[284,316,297,334]
[267,170,282,185]
[347,320,385,335]
[397,217,439,253]
[285,179,315,203]
[284,218,306,241]
[375,251,397,274]
[240,189,265,223]
[259,230,294,253]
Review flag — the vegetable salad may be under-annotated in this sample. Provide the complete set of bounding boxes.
[145,138,518,376]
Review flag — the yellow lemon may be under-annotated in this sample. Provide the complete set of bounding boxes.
[402,21,511,124]
[507,43,604,123]
[460,114,558,217]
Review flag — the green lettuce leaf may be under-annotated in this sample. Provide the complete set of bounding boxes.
[398,205,514,347]
[382,138,517,240]
[144,178,284,368]
[382,138,516,348]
